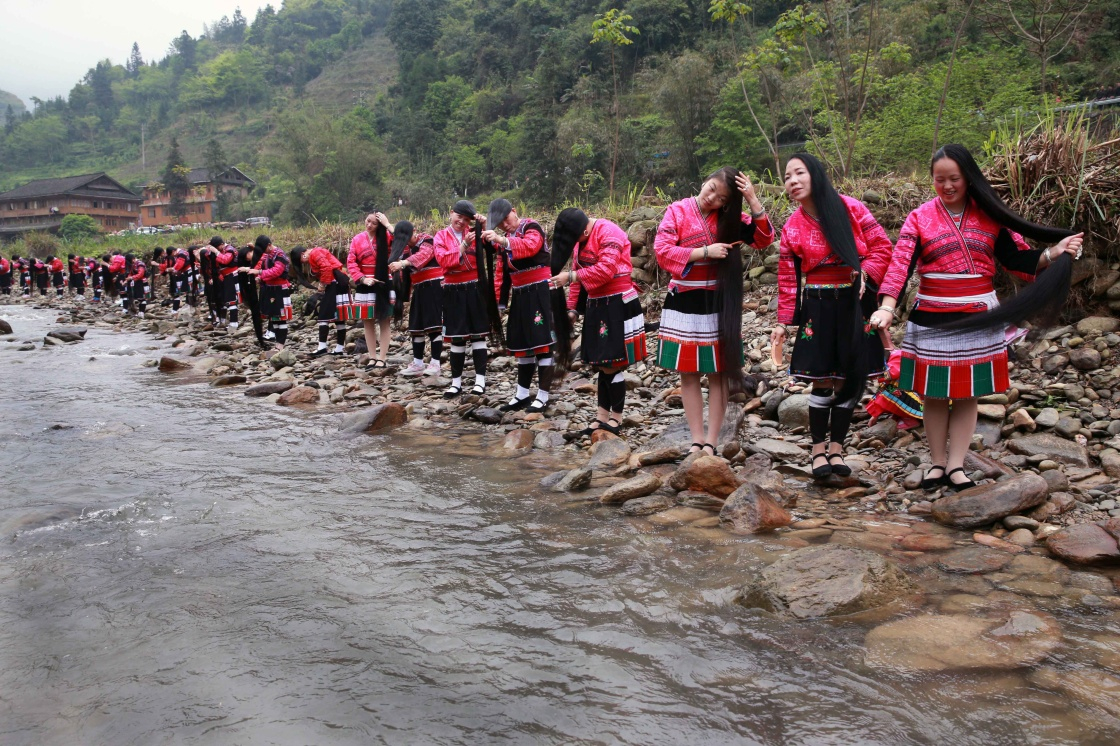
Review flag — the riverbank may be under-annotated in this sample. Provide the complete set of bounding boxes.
[4,295,1120,732]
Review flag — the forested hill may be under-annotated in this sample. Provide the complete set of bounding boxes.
[1,0,1118,225]
[0,89,26,118]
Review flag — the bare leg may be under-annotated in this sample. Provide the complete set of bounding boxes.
[362,319,378,359]
[681,373,705,450]
[377,317,392,361]
[923,398,950,476]
[946,397,978,484]
[705,373,727,448]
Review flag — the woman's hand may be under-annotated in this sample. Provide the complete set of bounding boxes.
[362,275,381,286]
[550,271,573,290]
[1055,232,1084,260]
[389,260,408,272]
[736,171,764,215]
[374,212,392,229]
[692,243,731,262]
[869,308,894,329]
[770,325,787,348]
[480,230,508,248]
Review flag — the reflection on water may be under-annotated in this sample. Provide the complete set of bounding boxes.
[1,304,1119,745]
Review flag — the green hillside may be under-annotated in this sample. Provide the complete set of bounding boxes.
[0,0,1117,224]
[0,89,27,119]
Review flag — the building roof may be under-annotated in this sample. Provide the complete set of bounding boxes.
[0,172,140,201]
[185,166,256,187]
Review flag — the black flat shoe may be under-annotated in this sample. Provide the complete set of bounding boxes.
[945,467,977,491]
[311,348,329,358]
[601,418,621,435]
[920,465,946,490]
[812,452,832,478]
[526,399,548,413]
[499,396,533,412]
[443,384,462,399]
[828,453,852,477]
[470,384,486,396]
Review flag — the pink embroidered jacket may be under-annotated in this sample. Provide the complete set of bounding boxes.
[654,197,774,293]
[566,219,635,310]
[776,195,894,325]
[879,197,1042,308]
[348,230,386,282]
[403,233,442,283]
[433,225,478,284]
[493,218,548,299]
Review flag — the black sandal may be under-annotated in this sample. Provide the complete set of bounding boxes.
[945,467,977,491]
[689,442,703,453]
[701,443,717,456]
[443,384,462,399]
[812,452,832,478]
[920,465,946,490]
[601,418,621,435]
[827,453,852,477]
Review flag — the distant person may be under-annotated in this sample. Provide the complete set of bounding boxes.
[47,255,65,298]
[0,254,11,295]
[241,235,291,348]
[348,213,396,368]
[434,200,491,397]
[33,257,50,297]
[211,237,241,331]
[67,254,85,297]
[291,245,350,357]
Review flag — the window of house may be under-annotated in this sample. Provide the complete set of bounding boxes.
[148,208,156,218]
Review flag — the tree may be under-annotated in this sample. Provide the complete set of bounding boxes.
[204,138,230,221]
[59,214,101,241]
[591,8,639,198]
[979,0,1094,97]
[126,43,144,78]
[162,137,191,221]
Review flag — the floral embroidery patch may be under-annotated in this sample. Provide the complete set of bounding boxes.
[800,320,814,340]
[599,321,609,337]
[534,311,544,326]
[863,321,876,336]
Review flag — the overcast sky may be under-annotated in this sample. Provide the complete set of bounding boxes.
[0,0,272,107]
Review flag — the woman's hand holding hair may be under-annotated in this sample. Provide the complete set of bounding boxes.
[770,325,787,348]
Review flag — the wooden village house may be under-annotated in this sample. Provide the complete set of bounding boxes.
[140,167,255,226]
[0,173,141,236]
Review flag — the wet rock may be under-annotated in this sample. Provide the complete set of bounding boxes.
[503,429,535,451]
[1045,523,1120,565]
[210,374,247,387]
[736,545,913,619]
[589,428,619,444]
[897,533,956,551]
[533,431,566,449]
[244,381,294,397]
[1029,668,1120,719]
[676,491,727,511]
[963,451,1012,479]
[470,407,503,424]
[600,472,663,504]
[647,506,713,525]
[340,403,408,433]
[668,452,742,497]
[930,472,1049,529]
[1007,433,1090,467]
[865,610,1062,672]
[1003,515,1040,531]
[277,386,318,405]
[1040,469,1068,493]
[269,349,297,370]
[719,482,792,533]
[621,494,675,516]
[937,546,1014,574]
[1005,528,1036,547]
[553,467,593,493]
[777,394,809,429]
[157,356,191,372]
[0,319,12,334]
[973,532,1026,554]
[46,327,87,342]
[587,438,633,471]
[751,438,804,461]
[636,446,686,466]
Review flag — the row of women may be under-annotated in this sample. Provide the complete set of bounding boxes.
[1,255,92,298]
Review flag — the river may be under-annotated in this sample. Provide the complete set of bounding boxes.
[1,303,1118,745]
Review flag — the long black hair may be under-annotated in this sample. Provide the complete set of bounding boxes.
[474,219,505,345]
[934,144,1075,332]
[551,208,589,372]
[389,221,414,322]
[289,246,317,290]
[708,167,747,392]
[788,153,866,403]
[238,244,265,345]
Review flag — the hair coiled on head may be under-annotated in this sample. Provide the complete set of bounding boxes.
[550,208,589,373]
[788,153,866,404]
[933,144,1075,333]
[708,166,746,393]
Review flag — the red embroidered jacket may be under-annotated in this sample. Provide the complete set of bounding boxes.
[255,247,291,287]
[493,218,548,299]
[49,258,64,273]
[0,257,10,274]
[307,247,343,285]
[776,195,894,325]
[215,244,240,279]
[879,197,1042,307]
[434,225,478,284]
[566,219,635,310]
[128,260,147,283]
[654,197,774,293]
[403,233,441,283]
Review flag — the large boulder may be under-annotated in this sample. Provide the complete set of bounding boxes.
[719,482,792,533]
[751,438,805,461]
[157,356,191,372]
[1045,522,1120,565]
[211,374,247,387]
[930,472,1049,529]
[47,327,87,342]
[1007,433,1090,467]
[277,386,318,405]
[502,429,535,451]
[1076,316,1120,336]
[553,467,593,493]
[668,452,742,497]
[470,407,503,424]
[587,438,632,471]
[244,381,294,397]
[340,403,408,433]
[777,394,810,429]
[864,610,1062,672]
[269,348,297,370]
[600,472,663,504]
[736,545,913,619]
[0,319,12,334]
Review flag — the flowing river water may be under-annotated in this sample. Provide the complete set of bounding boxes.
[1,303,1119,745]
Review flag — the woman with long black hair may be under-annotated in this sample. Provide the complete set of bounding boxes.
[348,213,395,368]
[873,144,1083,490]
[241,235,292,348]
[434,200,492,397]
[772,153,894,478]
[389,220,445,376]
[292,245,351,357]
[551,208,647,435]
[654,167,774,454]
